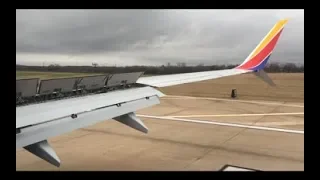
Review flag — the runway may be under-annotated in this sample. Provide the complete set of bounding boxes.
[16,95,304,171]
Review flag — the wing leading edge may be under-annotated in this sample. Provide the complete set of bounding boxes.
[137,19,289,88]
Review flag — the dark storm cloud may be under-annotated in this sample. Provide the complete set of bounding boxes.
[16,9,304,66]
[16,10,187,54]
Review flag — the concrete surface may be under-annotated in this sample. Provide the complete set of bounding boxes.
[16,96,304,171]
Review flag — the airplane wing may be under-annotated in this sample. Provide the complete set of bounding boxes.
[16,19,288,167]
[137,69,251,87]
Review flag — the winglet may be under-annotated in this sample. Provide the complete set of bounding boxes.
[235,19,289,85]
[253,70,276,86]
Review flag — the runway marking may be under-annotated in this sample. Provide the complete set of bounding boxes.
[255,121,304,126]
[166,112,304,118]
[162,95,304,108]
[219,165,259,171]
[137,114,304,134]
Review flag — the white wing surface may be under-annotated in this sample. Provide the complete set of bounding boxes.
[16,86,164,129]
[137,69,251,87]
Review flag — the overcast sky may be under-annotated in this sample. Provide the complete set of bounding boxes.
[16,9,304,66]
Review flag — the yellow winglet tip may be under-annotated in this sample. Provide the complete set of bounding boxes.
[281,18,290,24]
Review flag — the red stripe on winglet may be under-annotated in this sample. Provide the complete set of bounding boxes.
[237,29,283,70]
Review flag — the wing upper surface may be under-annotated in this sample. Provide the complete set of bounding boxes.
[16,87,164,129]
[136,69,251,87]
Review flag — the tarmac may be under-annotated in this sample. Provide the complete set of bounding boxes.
[16,95,304,171]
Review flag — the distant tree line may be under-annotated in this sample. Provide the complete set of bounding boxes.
[16,62,304,75]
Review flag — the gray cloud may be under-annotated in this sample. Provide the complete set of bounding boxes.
[16,9,304,66]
